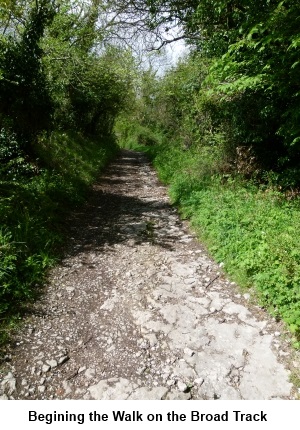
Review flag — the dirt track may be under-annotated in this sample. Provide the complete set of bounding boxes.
[0,150,298,400]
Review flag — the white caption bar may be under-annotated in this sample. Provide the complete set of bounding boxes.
[1,400,298,429]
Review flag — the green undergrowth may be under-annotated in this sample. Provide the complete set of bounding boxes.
[138,140,300,347]
[0,131,118,345]
[115,117,165,150]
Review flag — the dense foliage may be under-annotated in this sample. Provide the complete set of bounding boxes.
[115,0,300,182]
[0,0,134,340]
[116,1,300,342]
[1,0,299,344]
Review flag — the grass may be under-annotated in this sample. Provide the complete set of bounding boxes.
[184,184,300,340]
[0,130,118,346]
[125,136,300,348]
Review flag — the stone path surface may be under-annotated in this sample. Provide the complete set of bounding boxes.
[0,150,298,400]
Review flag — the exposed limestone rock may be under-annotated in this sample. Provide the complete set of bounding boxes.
[0,150,297,400]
